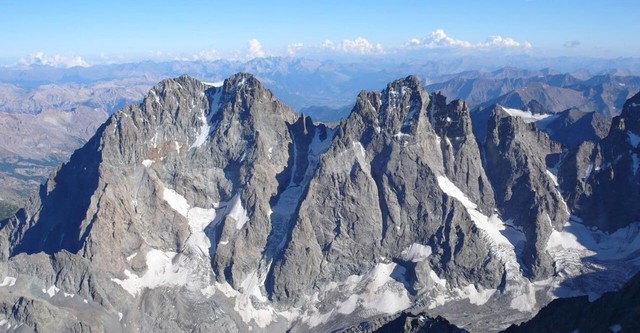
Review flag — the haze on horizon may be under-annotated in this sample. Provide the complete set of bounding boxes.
[1,0,639,68]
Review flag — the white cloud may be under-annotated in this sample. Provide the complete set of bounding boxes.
[286,42,304,56]
[563,40,581,48]
[417,29,474,48]
[407,29,532,50]
[19,51,89,68]
[247,39,266,59]
[192,49,220,61]
[322,37,384,54]
[481,35,532,49]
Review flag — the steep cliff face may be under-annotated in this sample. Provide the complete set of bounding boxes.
[271,77,503,308]
[0,74,639,333]
[484,108,568,279]
[566,91,640,231]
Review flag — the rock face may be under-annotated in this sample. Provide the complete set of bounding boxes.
[0,74,639,333]
[535,108,611,149]
[483,107,567,279]
[270,78,503,308]
[565,91,640,231]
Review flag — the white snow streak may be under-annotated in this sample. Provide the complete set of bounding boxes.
[501,106,552,123]
[546,170,559,187]
[228,195,249,230]
[190,110,211,149]
[0,277,16,287]
[203,81,224,87]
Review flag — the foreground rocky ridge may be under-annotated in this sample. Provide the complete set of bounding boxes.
[0,74,639,332]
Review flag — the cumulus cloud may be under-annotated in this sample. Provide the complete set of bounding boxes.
[19,51,89,67]
[247,39,266,59]
[563,40,581,48]
[286,42,304,56]
[411,29,473,48]
[322,37,384,54]
[407,29,532,50]
[482,35,532,49]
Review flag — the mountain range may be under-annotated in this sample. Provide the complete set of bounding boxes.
[0,73,639,332]
[3,58,640,218]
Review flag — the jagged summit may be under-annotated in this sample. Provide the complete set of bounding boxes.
[1,76,640,333]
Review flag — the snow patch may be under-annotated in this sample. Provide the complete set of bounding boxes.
[430,270,447,288]
[501,106,552,123]
[402,243,432,262]
[436,176,477,209]
[358,263,411,314]
[458,284,496,306]
[111,250,189,296]
[352,141,366,158]
[0,277,16,287]
[162,187,217,255]
[141,159,154,167]
[162,187,190,218]
[547,218,640,261]
[126,252,137,262]
[186,206,217,255]
[228,195,249,230]
[190,110,210,149]
[302,262,411,328]
[42,285,60,298]
[189,89,222,150]
[509,284,537,312]
[212,278,291,329]
[203,81,224,87]
[336,294,359,315]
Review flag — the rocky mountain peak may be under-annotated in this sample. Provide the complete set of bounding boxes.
[377,75,430,134]
[619,90,640,130]
[2,75,640,333]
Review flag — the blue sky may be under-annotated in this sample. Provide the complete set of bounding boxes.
[1,0,639,67]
